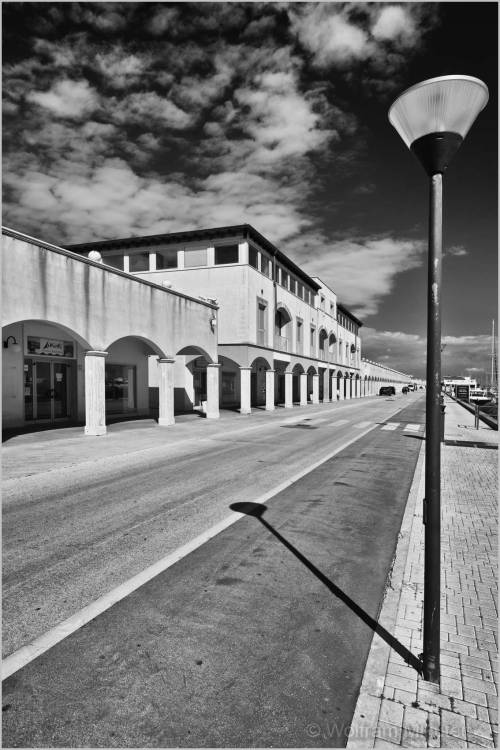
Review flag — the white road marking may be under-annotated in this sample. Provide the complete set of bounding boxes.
[2,417,382,680]
[354,421,372,429]
[327,419,350,426]
[404,423,424,431]
[381,422,400,431]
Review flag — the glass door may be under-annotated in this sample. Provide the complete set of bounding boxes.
[24,359,73,422]
[35,361,52,420]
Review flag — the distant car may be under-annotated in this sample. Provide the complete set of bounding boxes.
[379,386,396,396]
[402,386,408,394]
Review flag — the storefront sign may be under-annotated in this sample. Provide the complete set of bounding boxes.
[27,337,74,358]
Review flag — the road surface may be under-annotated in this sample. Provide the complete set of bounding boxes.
[3,394,426,746]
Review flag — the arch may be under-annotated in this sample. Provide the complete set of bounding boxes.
[250,354,273,370]
[176,344,215,363]
[275,303,293,325]
[106,334,166,358]
[4,317,92,351]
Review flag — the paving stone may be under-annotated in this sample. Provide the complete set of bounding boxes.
[452,698,478,718]
[379,699,404,727]
[463,676,497,696]
[401,728,427,746]
[375,721,401,745]
[402,706,428,735]
[464,688,489,707]
[466,717,494,741]
[441,709,467,740]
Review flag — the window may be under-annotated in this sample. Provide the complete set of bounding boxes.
[215,244,239,265]
[330,302,335,316]
[289,277,296,295]
[102,254,123,270]
[281,269,289,290]
[320,296,325,311]
[310,327,315,355]
[297,282,303,300]
[261,255,270,277]
[257,300,267,346]
[297,319,302,347]
[249,245,259,269]
[128,252,149,272]
[105,364,136,414]
[184,248,207,267]
[156,247,178,269]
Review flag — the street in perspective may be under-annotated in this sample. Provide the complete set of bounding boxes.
[2,2,498,749]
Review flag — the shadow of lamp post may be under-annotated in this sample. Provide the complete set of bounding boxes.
[388,75,489,683]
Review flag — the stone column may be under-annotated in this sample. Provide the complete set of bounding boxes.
[299,373,308,406]
[240,366,252,415]
[322,370,330,402]
[311,374,319,404]
[265,369,275,411]
[84,350,108,436]
[284,371,293,408]
[158,357,175,426]
[206,363,220,419]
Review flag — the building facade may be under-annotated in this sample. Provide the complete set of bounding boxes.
[2,224,417,436]
[2,227,219,434]
[67,225,366,413]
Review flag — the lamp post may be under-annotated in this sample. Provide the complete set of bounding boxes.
[389,75,488,683]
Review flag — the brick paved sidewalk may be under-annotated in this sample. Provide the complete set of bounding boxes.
[348,398,498,748]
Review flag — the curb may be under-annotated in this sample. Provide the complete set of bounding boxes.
[346,442,426,748]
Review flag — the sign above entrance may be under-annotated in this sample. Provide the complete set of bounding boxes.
[27,337,75,358]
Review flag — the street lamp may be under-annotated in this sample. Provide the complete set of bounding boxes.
[389,75,488,683]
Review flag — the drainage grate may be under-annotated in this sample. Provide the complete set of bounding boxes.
[444,440,497,450]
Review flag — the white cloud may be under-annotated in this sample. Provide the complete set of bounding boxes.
[27,78,99,120]
[289,6,372,67]
[95,50,150,89]
[293,235,426,317]
[371,5,416,43]
[112,91,193,129]
[359,329,494,380]
[446,244,468,257]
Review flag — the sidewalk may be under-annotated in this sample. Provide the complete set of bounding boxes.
[348,397,498,748]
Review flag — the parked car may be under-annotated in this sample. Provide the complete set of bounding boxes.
[402,386,408,394]
[379,386,396,396]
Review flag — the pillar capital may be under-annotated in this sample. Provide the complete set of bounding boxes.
[207,362,221,369]
[85,350,108,358]
[158,357,176,364]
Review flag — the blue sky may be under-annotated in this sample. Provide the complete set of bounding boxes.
[2,2,497,380]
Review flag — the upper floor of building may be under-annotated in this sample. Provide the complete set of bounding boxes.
[67,224,362,368]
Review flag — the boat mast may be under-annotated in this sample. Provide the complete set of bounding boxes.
[491,319,498,392]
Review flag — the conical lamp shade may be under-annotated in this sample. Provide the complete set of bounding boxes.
[389,75,489,149]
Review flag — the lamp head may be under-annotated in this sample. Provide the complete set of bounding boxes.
[389,75,489,175]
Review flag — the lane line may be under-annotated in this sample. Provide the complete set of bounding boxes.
[2,418,383,680]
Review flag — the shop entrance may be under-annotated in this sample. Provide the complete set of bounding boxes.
[24,359,74,422]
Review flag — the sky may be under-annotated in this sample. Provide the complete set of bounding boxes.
[2,2,498,380]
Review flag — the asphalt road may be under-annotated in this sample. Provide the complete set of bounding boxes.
[4,394,417,657]
[3,395,426,747]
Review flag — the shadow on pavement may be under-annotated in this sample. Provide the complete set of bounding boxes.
[230,501,423,676]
